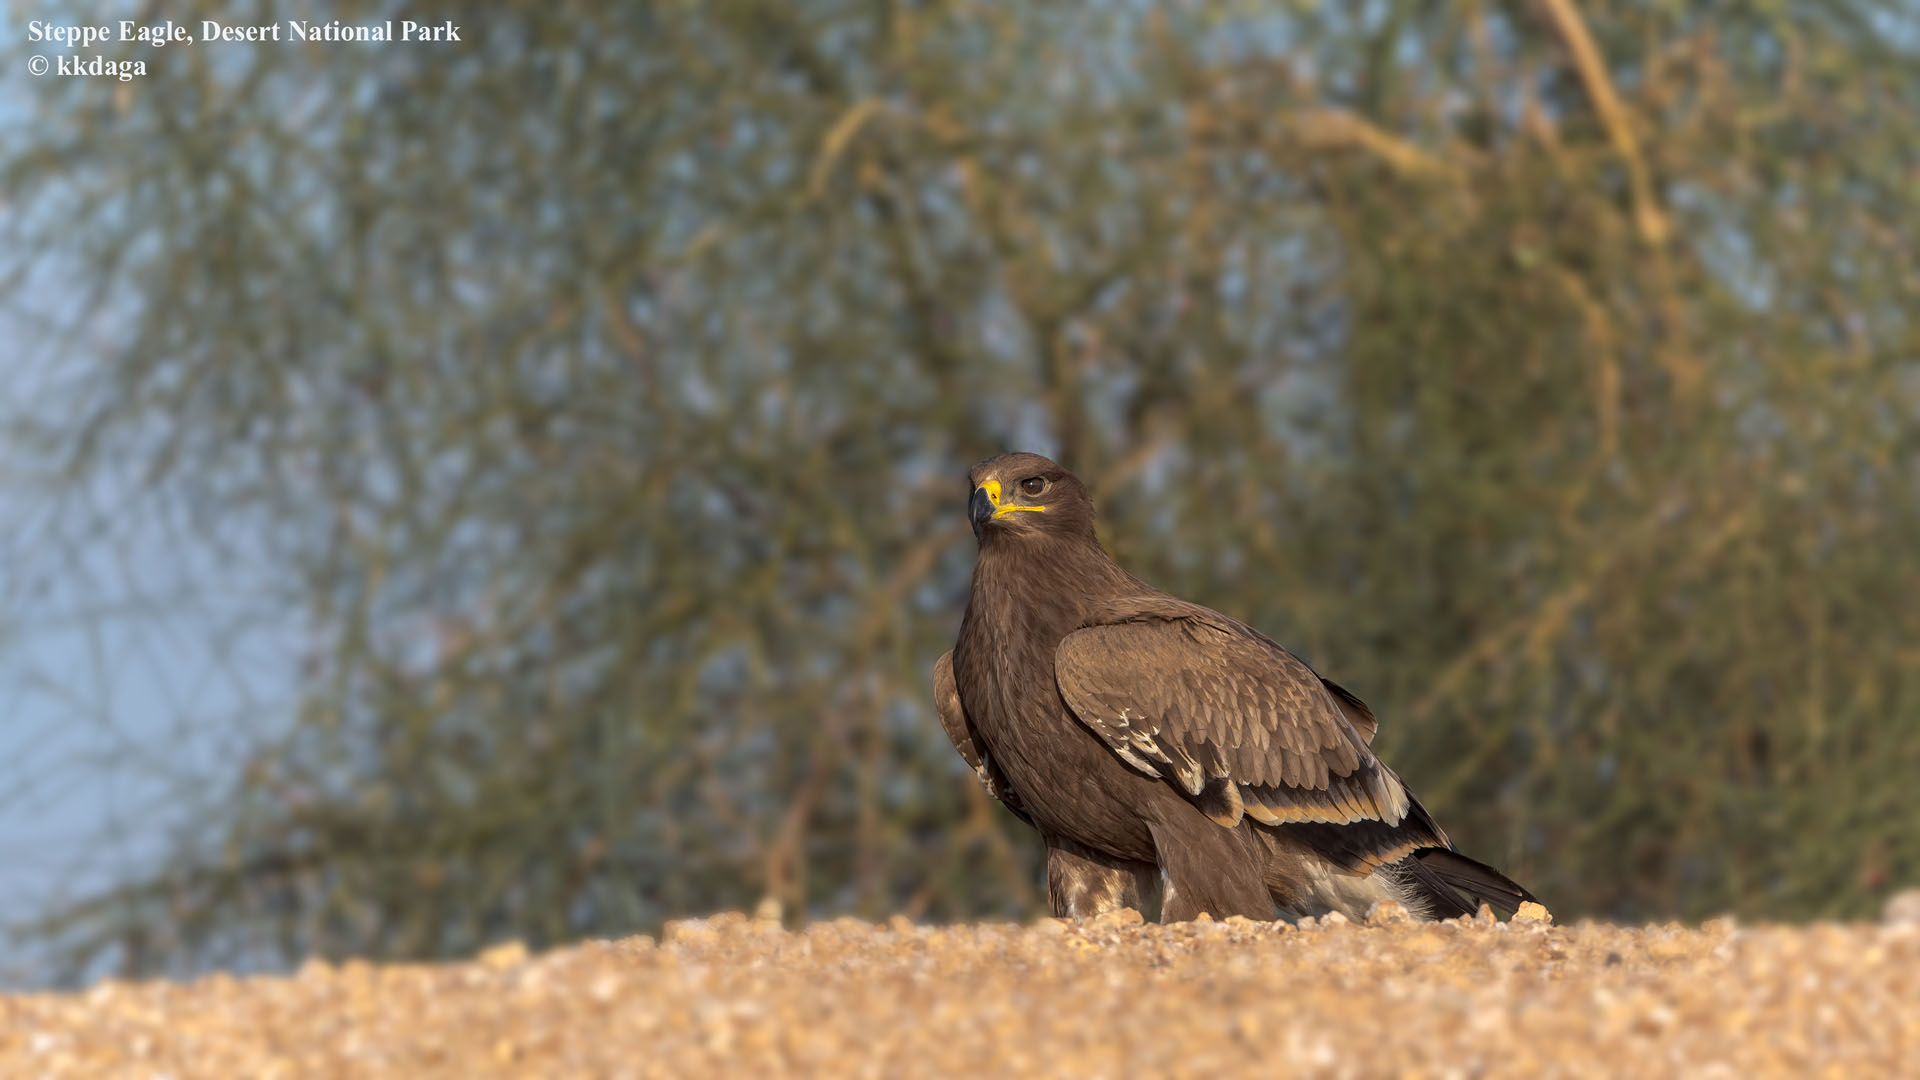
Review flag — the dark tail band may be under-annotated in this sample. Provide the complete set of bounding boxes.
[1403,848,1538,919]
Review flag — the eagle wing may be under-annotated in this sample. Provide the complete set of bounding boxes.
[933,650,1030,820]
[1321,676,1378,745]
[1054,596,1447,870]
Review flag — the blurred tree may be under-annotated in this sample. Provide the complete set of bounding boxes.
[4,0,1919,981]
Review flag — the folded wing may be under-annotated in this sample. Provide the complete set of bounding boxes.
[1054,596,1449,871]
[934,650,1030,822]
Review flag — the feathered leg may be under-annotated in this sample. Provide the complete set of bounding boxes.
[1045,835,1158,919]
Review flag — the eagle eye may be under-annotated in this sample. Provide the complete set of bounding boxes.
[1019,476,1046,497]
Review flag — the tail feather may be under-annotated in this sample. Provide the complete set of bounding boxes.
[1403,848,1537,919]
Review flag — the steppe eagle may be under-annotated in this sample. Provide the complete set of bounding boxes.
[933,452,1534,922]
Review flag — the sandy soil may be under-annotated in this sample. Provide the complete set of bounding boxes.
[4,904,1918,1078]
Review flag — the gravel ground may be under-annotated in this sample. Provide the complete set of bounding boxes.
[5,904,1918,1078]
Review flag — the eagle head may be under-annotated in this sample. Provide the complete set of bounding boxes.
[965,452,1095,543]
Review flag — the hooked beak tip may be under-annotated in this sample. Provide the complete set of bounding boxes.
[969,486,996,533]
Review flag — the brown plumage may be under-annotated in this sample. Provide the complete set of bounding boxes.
[931,452,1536,922]
[934,652,1157,917]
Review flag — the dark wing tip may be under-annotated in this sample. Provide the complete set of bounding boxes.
[1318,677,1379,745]
[1407,848,1538,918]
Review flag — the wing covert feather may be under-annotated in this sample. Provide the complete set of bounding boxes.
[934,651,1028,819]
[1054,599,1420,849]
[933,651,981,772]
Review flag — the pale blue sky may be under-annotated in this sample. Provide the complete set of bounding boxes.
[0,165,301,987]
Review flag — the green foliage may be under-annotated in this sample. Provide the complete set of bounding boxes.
[5,0,1919,980]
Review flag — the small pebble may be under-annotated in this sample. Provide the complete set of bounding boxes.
[478,941,529,970]
[1883,889,1920,926]
[1367,900,1410,926]
[1513,902,1552,925]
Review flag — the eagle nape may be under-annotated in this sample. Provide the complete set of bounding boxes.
[932,451,1539,925]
